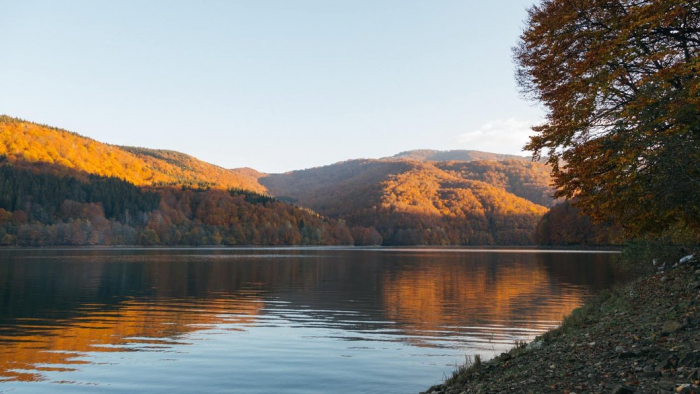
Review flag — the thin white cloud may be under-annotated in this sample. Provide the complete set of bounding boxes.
[457,118,536,155]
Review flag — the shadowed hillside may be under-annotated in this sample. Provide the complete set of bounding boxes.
[0,164,355,247]
[534,200,624,246]
[261,160,414,216]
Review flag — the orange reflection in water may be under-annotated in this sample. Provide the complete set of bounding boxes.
[0,297,262,382]
[382,259,585,334]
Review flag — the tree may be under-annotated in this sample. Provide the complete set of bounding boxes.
[535,200,623,245]
[515,0,700,236]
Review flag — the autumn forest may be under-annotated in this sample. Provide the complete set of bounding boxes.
[0,115,616,247]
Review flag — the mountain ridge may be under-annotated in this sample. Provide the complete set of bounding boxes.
[389,149,531,163]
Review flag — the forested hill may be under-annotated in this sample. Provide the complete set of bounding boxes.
[0,116,356,246]
[0,116,265,192]
[0,164,358,247]
[260,158,554,245]
[0,115,562,246]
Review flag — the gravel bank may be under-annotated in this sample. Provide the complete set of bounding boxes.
[422,258,700,394]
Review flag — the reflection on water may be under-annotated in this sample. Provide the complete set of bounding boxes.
[0,248,624,393]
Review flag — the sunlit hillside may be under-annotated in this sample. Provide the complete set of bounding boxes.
[0,116,265,192]
[0,116,358,247]
[436,159,555,207]
[261,159,551,245]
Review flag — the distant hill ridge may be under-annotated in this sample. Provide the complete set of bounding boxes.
[390,149,531,162]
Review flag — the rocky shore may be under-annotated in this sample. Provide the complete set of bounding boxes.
[422,256,700,394]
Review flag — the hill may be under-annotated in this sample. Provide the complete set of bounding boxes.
[0,115,559,246]
[0,163,356,247]
[260,159,553,245]
[0,116,265,192]
[0,116,355,246]
[435,160,554,207]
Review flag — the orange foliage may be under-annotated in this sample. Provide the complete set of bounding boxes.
[0,116,266,192]
[262,159,550,245]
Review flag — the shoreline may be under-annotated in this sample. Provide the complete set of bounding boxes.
[422,257,700,394]
[0,244,622,252]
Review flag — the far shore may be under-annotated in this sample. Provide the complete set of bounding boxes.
[0,244,623,252]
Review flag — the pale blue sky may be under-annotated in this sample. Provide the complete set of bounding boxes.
[0,0,542,173]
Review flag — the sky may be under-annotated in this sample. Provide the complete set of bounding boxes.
[0,0,543,173]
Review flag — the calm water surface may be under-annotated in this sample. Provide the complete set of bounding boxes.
[0,248,625,393]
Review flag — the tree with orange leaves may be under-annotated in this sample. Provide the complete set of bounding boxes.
[515,0,700,236]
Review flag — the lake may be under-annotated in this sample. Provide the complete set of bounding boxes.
[0,248,625,393]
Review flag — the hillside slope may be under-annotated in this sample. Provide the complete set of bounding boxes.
[261,159,553,245]
[0,116,358,246]
[0,161,356,247]
[0,116,265,192]
[436,160,554,207]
